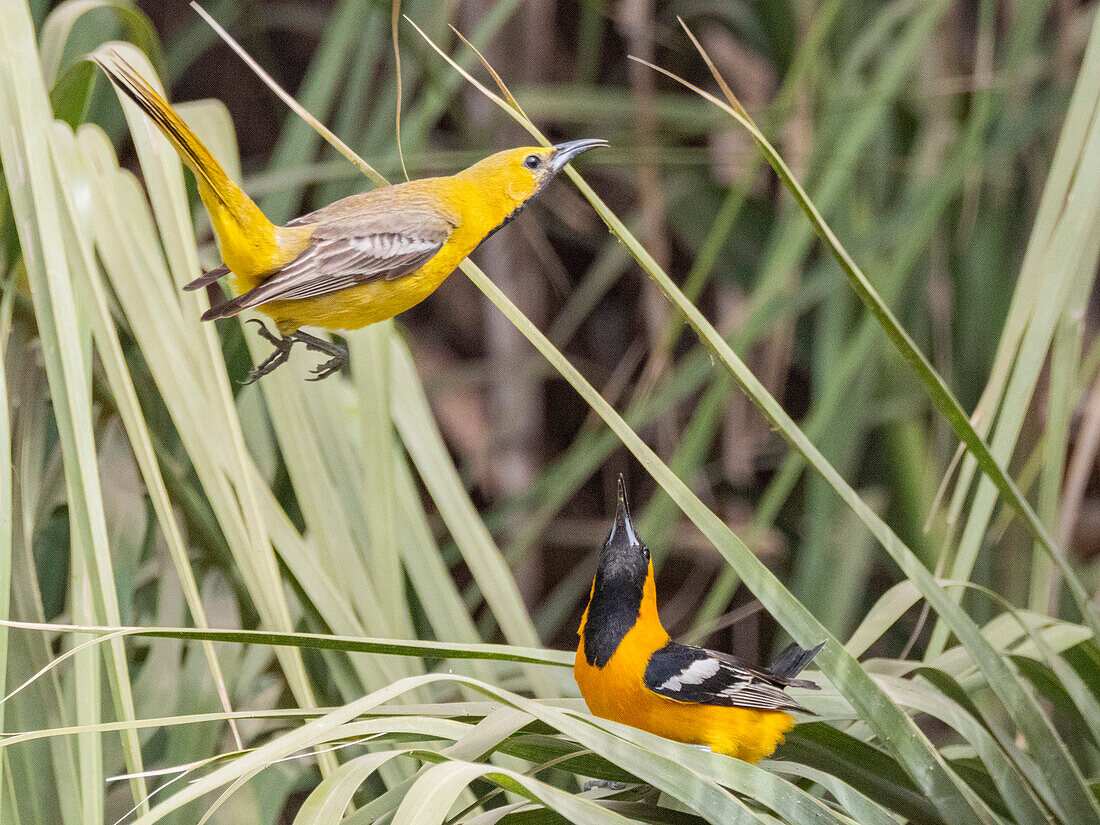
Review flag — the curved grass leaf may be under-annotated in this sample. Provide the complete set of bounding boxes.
[39,0,162,86]
[629,27,1099,640]
[0,3,149,807]
[0,619,573,667]
[0,216,12,825]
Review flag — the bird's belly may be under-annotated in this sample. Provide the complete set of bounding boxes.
[257,244,470,334]
[575,651,795,763]
[638,698,794,763]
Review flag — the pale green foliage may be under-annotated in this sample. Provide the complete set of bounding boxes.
[1,1,1099,824]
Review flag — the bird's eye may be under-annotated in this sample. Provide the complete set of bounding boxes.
[523,154,541,169]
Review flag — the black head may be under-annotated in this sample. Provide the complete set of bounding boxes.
[582,476,652,667]
[598,475,651,581]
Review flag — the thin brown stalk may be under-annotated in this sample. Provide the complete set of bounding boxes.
[393,0,409,181]
[190,1,385,187]
[448,24,530,122]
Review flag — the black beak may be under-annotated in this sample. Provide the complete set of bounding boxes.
[606,474,640,548]
[550,138,607,173]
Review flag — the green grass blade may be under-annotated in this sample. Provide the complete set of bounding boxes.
[1032,316,1079,610]
[390,339,544,656]
[0,6,148,806]
[929,7,1100,650]
[630,39,1097,637]
[0,619,573,667]
[0,267,13,825]
[38,0,161,87]
[259,0,378,222]
[390,759,641,825]
[353,321,413,640]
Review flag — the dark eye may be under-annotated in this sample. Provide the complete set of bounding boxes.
[523,154,541,169]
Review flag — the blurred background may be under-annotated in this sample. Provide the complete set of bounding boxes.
[120,0,1099,654]
[6,0,1100,821]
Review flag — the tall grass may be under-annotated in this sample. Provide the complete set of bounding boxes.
[1,1,1099,823]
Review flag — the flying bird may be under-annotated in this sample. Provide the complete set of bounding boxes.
[93,48,605,382]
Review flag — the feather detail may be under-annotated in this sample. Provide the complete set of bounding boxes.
[202,223,450,320]
[644,641,820,714]
[184,264,230,292]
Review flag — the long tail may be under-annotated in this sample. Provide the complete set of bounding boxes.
[770,641,824,689]
[93,49,232,205]
[91,47,281,273]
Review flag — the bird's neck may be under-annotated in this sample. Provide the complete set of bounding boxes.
[581,562,666,668]
[448,168,529,238]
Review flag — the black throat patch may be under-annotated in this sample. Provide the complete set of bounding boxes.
[482,202,524,243]
[582,565,645,668]
[482,176,555,243]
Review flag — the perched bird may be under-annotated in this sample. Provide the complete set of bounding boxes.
[92,49,605,383]
[575,478,823,763]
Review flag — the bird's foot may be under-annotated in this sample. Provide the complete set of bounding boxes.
[240,322,349,383]
[292,330,349,382]
[307,354,347,381]
[241,320,294,384]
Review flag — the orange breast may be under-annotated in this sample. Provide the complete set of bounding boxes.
[574,619,795,763]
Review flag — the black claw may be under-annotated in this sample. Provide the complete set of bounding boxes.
[240,349,289,384]
[291,330,348,381]
[241,319,294,383]
[246,318,283,346]
[305,355,346,382]
[239,323,350,383]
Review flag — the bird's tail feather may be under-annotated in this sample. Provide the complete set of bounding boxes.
[201,290,260,322]
[93,49,232,203]
[92,47,277,251]
[185,264,230,292]
[770,641,824,688]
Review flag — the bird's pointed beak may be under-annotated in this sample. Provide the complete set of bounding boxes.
[550,138,607,173]
[606,474,640,548]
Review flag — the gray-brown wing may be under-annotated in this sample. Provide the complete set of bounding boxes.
[201,215,452,321]
[257,231,446,301]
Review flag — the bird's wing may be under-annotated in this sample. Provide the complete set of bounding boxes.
[201,210,453,320]
[643,642,818,713]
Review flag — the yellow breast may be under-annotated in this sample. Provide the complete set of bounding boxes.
[249,178,508,335]
[574,622,795,763]
[258,241,471,335]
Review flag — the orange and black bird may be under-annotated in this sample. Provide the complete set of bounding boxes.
[575,478,823,762]
[92,48,605,383]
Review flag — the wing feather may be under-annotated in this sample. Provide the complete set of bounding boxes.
[644,642,819,713]
[202,216,452,320]
[258,232,445,300]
